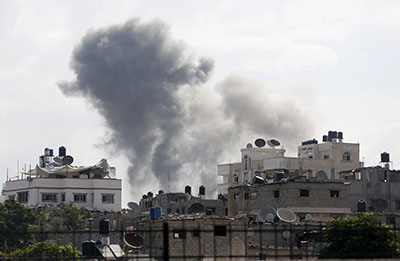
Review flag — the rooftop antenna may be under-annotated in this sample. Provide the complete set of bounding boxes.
[6,168,8,181]
[17,160,19,180]
[168,170,170,193]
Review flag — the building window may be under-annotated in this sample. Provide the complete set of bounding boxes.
[173,230,186,239]
[214,225,227,236]
[42,193,57,203]
[61,194,66,202]
[243,155,248,170]
[17,191,28,203]
[193,229,200,237]
[74,194,86,203]
[330,190,340,198]
[234,193,239,200]
[8,195,15,200]
[396,201,400,210]
[233,173,239,183]
[324,155,329,159]
[300,190,309,197]
[102,194,114,204]
[250,192,257,199]
[342,152,351,161]
[386,216,396,226]
[244,193,249,200]
[274,190,280,198]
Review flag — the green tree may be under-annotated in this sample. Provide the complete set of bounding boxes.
[0,199,37,252]
[47,202,91,231]
[6,241,81,260]
[319,213,400,259]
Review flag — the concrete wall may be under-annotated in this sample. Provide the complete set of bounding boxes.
[228,180,351,220]
[5,177,122,212]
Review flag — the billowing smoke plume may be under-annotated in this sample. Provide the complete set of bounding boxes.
[59,19,313,199]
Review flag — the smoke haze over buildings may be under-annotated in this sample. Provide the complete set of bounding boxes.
[59,19,312,198]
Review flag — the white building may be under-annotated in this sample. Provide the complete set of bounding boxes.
[3,147,121,212]
[218,131,362,195]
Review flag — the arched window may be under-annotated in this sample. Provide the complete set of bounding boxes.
[342,152,351,161]
[233,173,239,183]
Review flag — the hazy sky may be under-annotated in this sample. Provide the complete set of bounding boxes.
[1,0,400,205]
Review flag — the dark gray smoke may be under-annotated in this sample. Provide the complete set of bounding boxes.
[59,19,313,199]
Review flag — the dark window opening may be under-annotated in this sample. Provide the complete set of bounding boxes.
[173,230,186,239]
[342,152,351,161]
[300,190,309,197]
[387,217,396,226]
[192,229,200,237]
[330,190,339,198]
[274,190,280,198]
[244,193,249,200]
[396,201,400,211]
[17,191,28,203]
[214,225,227,236]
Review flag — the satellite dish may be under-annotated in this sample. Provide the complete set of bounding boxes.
[259,206,277,222]
[62,155,74,165]
[255,138,266,148]
[127,202,140,213]
[266,213,275,222]
[316,171,328,180]
[53,156,63,165]
[305,213,313,222]
[277,208,297,223]
[267,139,281,147]
[246,143,253,149]
[282,231,291,239]
[124,233,144,249]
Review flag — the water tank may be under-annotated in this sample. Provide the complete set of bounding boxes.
[44,148,50,156]
[332,131,338,139]
[328,131,333,139]
[185,185,191,195]
[381,152,390,163]
[158,190,164,195]
[82,240,98,257]
[338,132,343,140]
[99,218,110,235]
[199,185,205,196]
[322,135,328,142]
[147,191,153,198]
[59,146,66,157]
[49,149,54,156]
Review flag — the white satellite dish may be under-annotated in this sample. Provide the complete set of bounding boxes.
[246,143,253,149]
[305,213,313,222]
[127,202,140,213]
[267,139,281,147]
[259,206,277,222]
[277,208,297,223]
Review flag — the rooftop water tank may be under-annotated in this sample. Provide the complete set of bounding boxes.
[59,146,66,157]
[381,152,390,163]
